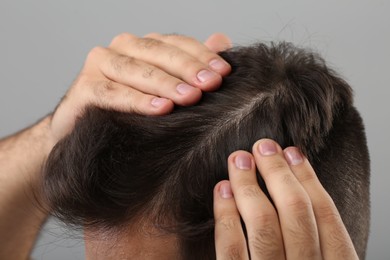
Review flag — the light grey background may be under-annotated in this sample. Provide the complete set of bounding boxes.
[0,0,388,259]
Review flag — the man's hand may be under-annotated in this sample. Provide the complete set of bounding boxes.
[50,33,231,143]
[0,33,231,259]
[214,139,358,260]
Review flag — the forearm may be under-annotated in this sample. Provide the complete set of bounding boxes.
[0,116,53,259]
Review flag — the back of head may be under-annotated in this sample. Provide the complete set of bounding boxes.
[43,42,370,259]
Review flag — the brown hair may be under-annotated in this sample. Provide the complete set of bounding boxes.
[42,42,370,259]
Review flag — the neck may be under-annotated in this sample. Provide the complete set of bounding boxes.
[84,224,179,260]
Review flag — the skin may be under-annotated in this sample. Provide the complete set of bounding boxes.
[0,32,231,260]
[214,139,359,260]
[84,223,180,260]
[0,32,358,259]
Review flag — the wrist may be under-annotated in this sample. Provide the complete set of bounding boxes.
[0,114,56,205]
[0,115,54,259]
[32,114,56,158]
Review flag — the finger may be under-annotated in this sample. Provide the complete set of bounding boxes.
[146,33,231,76]
[109,33,222,91]
[214,181,249,260]
[252,139,322,260]
[51,79,173,139]
[228,151,285,260]
[284,147,359,259]
[204,33,233,53]
[86,47,202,106]
[73,78,174,115]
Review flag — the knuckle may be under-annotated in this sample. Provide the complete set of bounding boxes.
[101,80,116,92]
[224,244,244,260]
[125,91,139,114]
[110,32,136,46]
[70,74,93,94]
[124,90,144,113]
[144,32,161,39]
[297,171,317,183]
[167,48,185,62]
[168,34,196,42]
[249,226,281,258]
[71,78,91,97]
[281,173,296,185]
[72,73,89,87]
[237,184,262,198]
[297,246,320,258]
[315,203,340,224]
[284,195,312,213]
[137,37,162,50]
[252,212,277,227]
[111,54,136,74]
[327,226,356,257]
[124,88,135,99]
[87,46,107,61]
[216,216,241,232]
[183,35,197,42]
[93,80,117,101]
[288,216,321,257]
[142,65,156,79]
[327,226,345,246]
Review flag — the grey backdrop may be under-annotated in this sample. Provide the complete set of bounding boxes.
[1,0,388,259]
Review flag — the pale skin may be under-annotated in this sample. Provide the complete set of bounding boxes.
[0,33,358,259]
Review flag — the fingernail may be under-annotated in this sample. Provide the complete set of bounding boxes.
[209,59,228,71]
[235,153,252,170]
[258,140,277,156]
[197,69,217,83]
[176,83,195,95]
[151,97,168,108]
[285,148,304,166]
[220,182,233,199]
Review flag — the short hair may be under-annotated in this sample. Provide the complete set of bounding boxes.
[42,42,370,259]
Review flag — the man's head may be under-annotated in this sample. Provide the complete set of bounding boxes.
[42,42,370,259]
